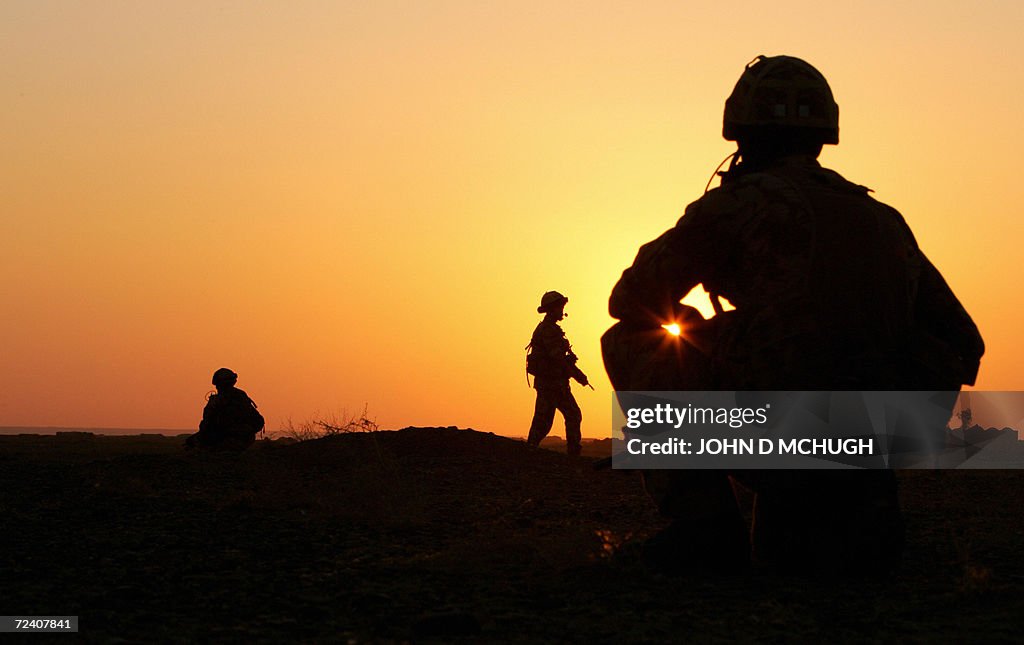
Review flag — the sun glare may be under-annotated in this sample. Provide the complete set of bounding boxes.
[663,323,682,336]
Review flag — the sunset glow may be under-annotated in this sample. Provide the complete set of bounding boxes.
[2,1,1022,438]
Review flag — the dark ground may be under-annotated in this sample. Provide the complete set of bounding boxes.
[2,428,1024,643]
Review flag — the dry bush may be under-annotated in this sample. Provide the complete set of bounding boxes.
[273,405,379,442]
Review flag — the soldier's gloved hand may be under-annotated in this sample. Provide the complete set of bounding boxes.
[672,303,706,326]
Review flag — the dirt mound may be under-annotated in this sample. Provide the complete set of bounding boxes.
[234,427,652,530]
[6,430,1024,641]
[269,425,559,468]
[2,428,661,641]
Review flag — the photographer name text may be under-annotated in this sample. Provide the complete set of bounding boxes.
[626,437,875,456]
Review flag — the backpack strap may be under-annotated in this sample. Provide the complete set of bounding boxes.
[524,340,534,387]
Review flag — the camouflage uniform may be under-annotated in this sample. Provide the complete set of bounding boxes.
[187,386,265,452]
[606,154,984,574]
[609,155,982,388]
[527,316,584,456]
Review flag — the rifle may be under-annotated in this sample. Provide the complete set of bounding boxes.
[567,349,595,389]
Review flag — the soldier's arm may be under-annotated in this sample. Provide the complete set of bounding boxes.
[609,196,727,324]
[246,396,266,432]
[914,253,985,384]
[199,397,217,431]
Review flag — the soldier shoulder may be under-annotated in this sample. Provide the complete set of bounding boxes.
[214,387,252,406]
[234,388,258,406]
[813,166,921,244]
[534,318,564,337]
[533,318,567,347]
[713,157,869,205]
[676,169,795,243]
[813,165,873,196]
[689,166,804,218]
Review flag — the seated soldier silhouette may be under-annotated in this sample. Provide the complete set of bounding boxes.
[186,368,265,451]
[604,55,983,577]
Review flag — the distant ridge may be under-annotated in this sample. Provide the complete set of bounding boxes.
[0,426,191,436]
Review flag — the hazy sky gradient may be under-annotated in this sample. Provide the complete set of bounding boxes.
[3,1,1022,435]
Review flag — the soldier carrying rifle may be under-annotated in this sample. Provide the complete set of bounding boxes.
[526,291,590,456]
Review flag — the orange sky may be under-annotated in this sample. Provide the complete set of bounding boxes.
[2,1,1022,437]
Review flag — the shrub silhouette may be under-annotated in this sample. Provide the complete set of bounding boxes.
[275,405,378,441]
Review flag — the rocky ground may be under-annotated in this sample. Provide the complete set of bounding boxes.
[2,428,1024,643]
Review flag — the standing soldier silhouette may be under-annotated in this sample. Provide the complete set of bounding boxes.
[604,55,984,575]
[527,291,590,456]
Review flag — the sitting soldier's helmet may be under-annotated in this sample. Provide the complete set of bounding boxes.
[723,55,840,145]
[538,290,569,313]
[212,368,238,387]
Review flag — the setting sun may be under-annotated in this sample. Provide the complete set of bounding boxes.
[663,323,682,337]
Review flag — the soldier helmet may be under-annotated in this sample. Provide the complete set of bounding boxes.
[723,55,839,145]
[537,291,569,313]
[212,368,238,387]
